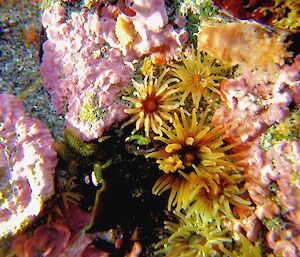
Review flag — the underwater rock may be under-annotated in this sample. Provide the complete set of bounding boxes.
[197,21,291,73]
[24,222,71,257]
[13,203,142,257]
[212,70,292,143]
[40,1,188,141]
[244,139,300,256]
[12,204,92,257]
[103,0,188,61]
[41,3,132,141]
[213,0,300,33]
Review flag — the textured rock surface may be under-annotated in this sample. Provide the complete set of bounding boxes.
[0,93,57,238]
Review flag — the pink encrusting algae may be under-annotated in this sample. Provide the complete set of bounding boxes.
[245,140,300,219]
[12,203,99,257]
[212,70,292,143]
[244,139,300,256]
[41,3,133,141]
[0,93,57,238]
[230,210,261,242]
[104,0,188,61]
[13,203,142,257]
[210,57,300,255]
[267,228,300,257]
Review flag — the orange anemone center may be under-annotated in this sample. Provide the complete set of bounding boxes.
[192,74,201,84]
[188,234,207,247]
[205,183,224,201]
[142,96,158,113]
[178,146,200,168]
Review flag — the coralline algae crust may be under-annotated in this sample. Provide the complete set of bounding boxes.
[0,93,57,239]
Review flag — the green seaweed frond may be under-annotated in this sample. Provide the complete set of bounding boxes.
[125,134,151,146]
[84,161,112,233]
[98,135,111,143]
[93,160,112,185]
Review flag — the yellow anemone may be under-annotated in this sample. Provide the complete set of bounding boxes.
[170,46,228,108]
[184,166,253,226]
[147,107,241,210]
[155,211,232,257]
[122,68,180,137]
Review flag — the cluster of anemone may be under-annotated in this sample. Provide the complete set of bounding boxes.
[122,43,255,256]
[146,107,250,223]
[155,211,262,257]
[123,46,230,138]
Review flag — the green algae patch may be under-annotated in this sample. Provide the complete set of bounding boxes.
[79,93,107,127]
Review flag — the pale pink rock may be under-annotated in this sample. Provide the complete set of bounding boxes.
[288,209,300,228]
[267,229,300,257]
[241,139,300,256]
[129,0,168,33]
[41,4,133,140]
[231,211,261,242]
[41,2,66,30]
[102,1,187,61]
[127,0,177,59]
[212,70,292,143]
[246,182,280,219]
[0,93,57,238]
[245,140,300,218]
